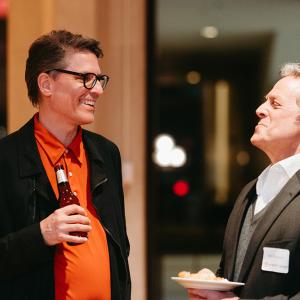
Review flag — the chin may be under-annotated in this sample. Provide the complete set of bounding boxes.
[250,134,261,147]
[250,135,256,144]
[77,112,95,125]
[81,118,95,125]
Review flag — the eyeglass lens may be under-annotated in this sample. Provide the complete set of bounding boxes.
[84,74,108,89]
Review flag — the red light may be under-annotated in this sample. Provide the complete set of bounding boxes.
[173,180,190,197]
[0,0,8,19]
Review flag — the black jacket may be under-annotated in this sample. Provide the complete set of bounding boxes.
[217,176,300,300]
[0,117,131,300]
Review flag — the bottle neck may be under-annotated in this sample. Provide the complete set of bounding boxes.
[56,168,68,184]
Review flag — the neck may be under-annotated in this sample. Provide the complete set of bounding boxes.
[267,148,300,164]
[38,111,78,147]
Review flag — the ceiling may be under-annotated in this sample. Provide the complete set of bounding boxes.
[157,0,300,50]
[156,0,300,83]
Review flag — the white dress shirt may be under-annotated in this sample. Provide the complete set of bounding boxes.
[255,153,300,215]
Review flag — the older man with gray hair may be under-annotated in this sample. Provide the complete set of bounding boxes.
[189,63,300,300]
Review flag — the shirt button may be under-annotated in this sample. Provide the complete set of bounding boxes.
[69,171,73,177]
[73,191,77,196]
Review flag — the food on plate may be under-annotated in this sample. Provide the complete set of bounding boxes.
[178,268,228,281]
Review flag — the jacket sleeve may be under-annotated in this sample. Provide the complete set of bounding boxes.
[0,120,58,285]
[0,221,55,280]
[0,169,55,280]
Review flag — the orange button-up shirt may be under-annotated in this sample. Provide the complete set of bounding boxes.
[34,114,111,300]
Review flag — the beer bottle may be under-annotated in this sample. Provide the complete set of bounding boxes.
[54,163,88,243]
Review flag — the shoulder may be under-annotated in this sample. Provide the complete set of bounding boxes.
[0,130,20,154]
[0,117,34,143]
[240,178,257,194]
[228,178,257,217]
[231,178,257,205]
[0,118,35,160]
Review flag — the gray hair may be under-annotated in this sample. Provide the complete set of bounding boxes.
[280,63,300,109]
[280,63,300,78]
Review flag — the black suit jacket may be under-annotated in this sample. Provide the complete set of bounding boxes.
[217,173,300,300]
[0,117,131,300]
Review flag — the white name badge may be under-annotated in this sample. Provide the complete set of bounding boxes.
[261,247,289,274]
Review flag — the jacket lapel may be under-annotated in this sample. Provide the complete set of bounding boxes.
[17,117,56,203]
[82,131,108,194]
[82,131,126,253]
[226,179,257,280]
[238,171,300,282]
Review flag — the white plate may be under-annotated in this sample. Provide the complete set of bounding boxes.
[171,277,245,291]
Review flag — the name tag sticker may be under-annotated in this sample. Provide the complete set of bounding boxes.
[262,247,289,274]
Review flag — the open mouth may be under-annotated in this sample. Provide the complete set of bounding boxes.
[81,99,95,107]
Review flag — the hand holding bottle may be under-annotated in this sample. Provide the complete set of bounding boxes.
[40,164,91,246]
[40,204,92,246]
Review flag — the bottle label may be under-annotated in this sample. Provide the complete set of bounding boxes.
[56,169,68,184]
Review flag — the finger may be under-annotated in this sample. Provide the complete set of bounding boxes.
[67,236,88,244]
[65,214,91,225]
[60,204,87,215]
[59,232,88,244]
[189,293,206,299]
[188,288,205,295]
[64,223,92,233]
[188,290,206,299]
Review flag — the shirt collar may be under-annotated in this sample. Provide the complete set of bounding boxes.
[256,153,300,203]
[68,126,84,165]
[277,153,300,178]
[34,113,83,166]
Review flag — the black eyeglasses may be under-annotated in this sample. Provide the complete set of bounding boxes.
[46,69,109,90]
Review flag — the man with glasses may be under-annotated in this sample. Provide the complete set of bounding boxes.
[0,30,130,300]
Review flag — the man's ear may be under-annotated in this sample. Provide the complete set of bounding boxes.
[37,73,52,97]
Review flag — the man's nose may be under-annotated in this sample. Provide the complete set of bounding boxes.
[92,80,104,95]
[256,102,268,119]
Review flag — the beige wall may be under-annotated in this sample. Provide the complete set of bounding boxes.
[8,1,146,299]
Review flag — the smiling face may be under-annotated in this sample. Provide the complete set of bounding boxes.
[43,50,103,128]
[250,76,300,163]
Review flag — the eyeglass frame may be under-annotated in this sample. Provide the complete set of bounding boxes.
[46,68,110,90]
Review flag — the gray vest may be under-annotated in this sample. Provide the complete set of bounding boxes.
[233,198,269,282]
